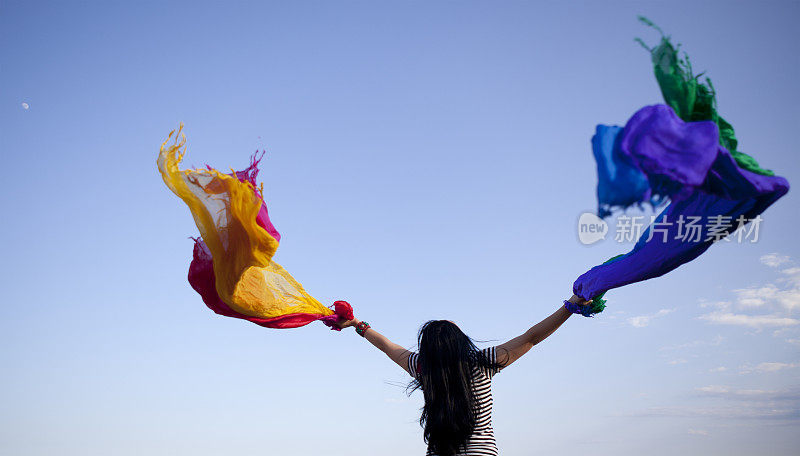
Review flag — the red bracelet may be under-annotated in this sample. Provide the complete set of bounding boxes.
[355,321,371,337]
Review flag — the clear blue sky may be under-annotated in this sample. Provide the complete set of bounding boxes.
[2,1,799,455]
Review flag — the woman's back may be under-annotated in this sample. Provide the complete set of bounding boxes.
[408,347,502,456]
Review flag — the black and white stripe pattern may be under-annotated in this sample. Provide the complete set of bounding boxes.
[408,347,501,456]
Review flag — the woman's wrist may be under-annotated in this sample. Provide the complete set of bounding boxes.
[567,294,584,305]
[354,320,371,337]
[563,294,604,317]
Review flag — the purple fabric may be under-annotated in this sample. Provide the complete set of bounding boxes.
[574,105,790,300]
[564,300,593,317]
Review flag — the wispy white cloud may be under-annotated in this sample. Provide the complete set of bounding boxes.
[772,327,798,338]
[696,385,774,397]
[700,300,732,311]
[699,312,800,328]
[699,259,800,341]
[668,359,688,365]
[760,253,790,268]
[735,287,800,312]
[629,405,799,419]
[695,385,800,401]
[627,308,674,328]
[740,362,800,374]
[626,386,800,420]
[777,291,800,312]
[731,280,800,312]
[732,285,779,308]
[660,335,725,351]
[709,366,728,373]
[781,267,800,287]
[688,429,709,436]
[702,257,800,326]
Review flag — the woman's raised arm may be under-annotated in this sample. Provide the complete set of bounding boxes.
[337,318,413,374]
[495,295,589,368]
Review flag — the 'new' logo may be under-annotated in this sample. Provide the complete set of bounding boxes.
[578,212,608,245]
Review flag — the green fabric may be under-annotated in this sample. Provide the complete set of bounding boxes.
[635,16,774,176]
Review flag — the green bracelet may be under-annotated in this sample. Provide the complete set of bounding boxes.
[355,321,371,337]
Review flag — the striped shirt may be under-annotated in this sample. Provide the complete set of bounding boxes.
[408,347,502,456]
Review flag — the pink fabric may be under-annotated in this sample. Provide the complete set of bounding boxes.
[187,152,351,329]
[188,239,352,329]
[207,152,281,242]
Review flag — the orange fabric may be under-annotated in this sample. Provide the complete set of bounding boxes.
[157,124,333,320]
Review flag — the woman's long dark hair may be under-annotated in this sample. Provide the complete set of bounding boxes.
[408,320,503,456]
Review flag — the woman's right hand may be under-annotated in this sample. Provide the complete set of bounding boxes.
[567,294,592,306]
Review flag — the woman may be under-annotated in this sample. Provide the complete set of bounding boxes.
[336,294,591,455]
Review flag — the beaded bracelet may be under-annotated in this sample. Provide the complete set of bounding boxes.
[355,321,371,337]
